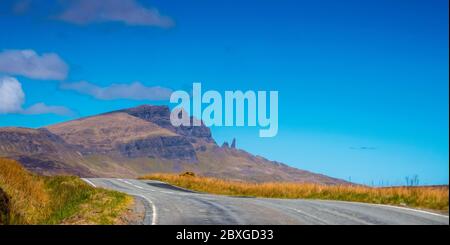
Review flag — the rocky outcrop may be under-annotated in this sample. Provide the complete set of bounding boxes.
[231,138,236,149]
[121,105,215,144]
[117,136,197,162]
[222,138,236,149]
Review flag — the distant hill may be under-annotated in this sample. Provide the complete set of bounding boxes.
[0,105,348,185]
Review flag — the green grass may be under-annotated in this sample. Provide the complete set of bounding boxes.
[43,176,132,224]
[0,158,132,225]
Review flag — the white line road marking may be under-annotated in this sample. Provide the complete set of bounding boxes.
[81,178,96,187]
[324,200,449,218]
[289,207,330,225]
[122,180,144,189]
[116,179,158,225]
[136,194,158,225]
[120,179,175,194]
[375,203,449,218]
[160,191,174,194]
[83,178,157,224]
[117,179,146,191]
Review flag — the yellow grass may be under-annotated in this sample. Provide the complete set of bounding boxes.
[0,158,50,224]
[0,158,132,224]
[140,173,449,211]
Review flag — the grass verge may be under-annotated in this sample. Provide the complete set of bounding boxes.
[140,173,449,211]
[0,158,132,225]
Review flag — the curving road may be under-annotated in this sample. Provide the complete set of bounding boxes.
[83,178,449,225]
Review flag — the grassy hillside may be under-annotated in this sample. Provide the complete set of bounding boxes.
[194,146,348,184]
[141,173,449,211]
[0,158,132,224]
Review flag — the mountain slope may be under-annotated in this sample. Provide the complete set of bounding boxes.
[0,127,94,176]
[47,112,176,152]
[0,105,348,185]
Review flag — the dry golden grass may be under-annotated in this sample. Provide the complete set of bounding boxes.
[0,158,50,224]
[0,158,132,224]
[140,173,449,211]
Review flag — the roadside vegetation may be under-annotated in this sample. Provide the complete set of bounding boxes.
[0,158,132,225]
[140,172,449,211]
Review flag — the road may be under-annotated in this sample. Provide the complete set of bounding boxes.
[83,178,449,225]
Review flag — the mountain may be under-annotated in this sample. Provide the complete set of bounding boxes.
[0,105,348,185]
[0,127,94,176]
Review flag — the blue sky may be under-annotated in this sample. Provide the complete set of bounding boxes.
[0,0,448,185]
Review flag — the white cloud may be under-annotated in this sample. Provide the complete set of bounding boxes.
[0,76,25,113]
[22,102,75,116]
[61,81,172,101]
[0,76,74,116]
[0,49,68,80]
[57,0,174,27]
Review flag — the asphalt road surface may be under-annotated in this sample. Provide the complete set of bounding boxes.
[83,178,449,225]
